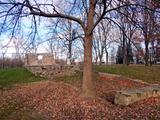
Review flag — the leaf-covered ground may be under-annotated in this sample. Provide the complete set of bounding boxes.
[0,75,160,120]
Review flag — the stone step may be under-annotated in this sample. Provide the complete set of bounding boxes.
[114,85,160,106]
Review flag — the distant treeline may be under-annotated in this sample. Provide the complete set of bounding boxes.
[0,58,24,68]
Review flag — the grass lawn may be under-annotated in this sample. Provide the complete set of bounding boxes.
[0,67,43,88]
[95,65,160,84]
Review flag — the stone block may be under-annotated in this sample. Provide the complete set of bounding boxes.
[114,86,160,106]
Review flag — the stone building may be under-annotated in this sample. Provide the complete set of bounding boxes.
[25,53,55,66]
[25,53,77,78]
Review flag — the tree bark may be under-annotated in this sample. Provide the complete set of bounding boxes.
[81,0,95,98]
[105,49,108,64]
[99,54,103,65]
[68,39,72,65]
[122,31,127,65]
[145,38,149,66]
[68,21,72,65]
[82,35,95,98]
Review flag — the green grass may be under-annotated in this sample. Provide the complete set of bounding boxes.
[0,67,43,88]
[95,65,160,83]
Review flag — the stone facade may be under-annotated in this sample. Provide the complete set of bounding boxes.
[25,53,55,66]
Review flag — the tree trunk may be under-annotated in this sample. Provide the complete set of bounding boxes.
[95,56,98,65]
[105,46,108,64]
[68,39,72,65]
[81,0,95,98]
[105,50,108,64]
[122,32,127,65]
[99,54,103,65]
[68,20,72,65]
[145,39,149,66]
[121,24,127,65]
[82,35,95,98]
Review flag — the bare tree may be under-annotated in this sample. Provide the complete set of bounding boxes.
[0,0,158,97]
[134,0,160,66]
[55,20,79,65]
[93,20,111,65]
[0,44,9,68]
[46,18,83,64]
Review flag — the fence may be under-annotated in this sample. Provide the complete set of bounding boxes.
[0,53,25,69]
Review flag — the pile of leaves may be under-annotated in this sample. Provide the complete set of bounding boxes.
[0,76,160,120]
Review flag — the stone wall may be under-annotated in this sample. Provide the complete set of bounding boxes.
[26,65,80,78]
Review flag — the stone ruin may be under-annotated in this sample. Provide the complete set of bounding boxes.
[25,53,80,78]
[25,53,55,66]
